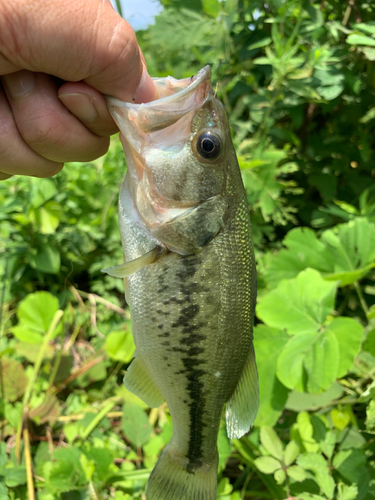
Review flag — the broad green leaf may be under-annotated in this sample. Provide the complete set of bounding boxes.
[4,466,27,487]
[264,228,335,288]
[29,245,60,274]
[360,107,375,124]
[247,38,272,50]
[362,47,375,60]
[274,468,286,484]
[259,427,284,460]
[286,465,306,482]
[143,435,164,458]
[337,483,358,500]
[253,325,289,426]
[12,342,55,363]
[257,269,336,335]
[368,305,375,320]
[320,430,336,460]
[76,360,107,387]
[331,408,350,431]
[283,441,300,466]
[277,328,339,393]
[292,412,319,453]
[324,265,374,286]
[0,483,7,500]
[217,424,231,473]
[17,291,59,333]
[11,325,43,344]
[297,453,335,498]
[29,178,58,208]
[353,23,375,35]
[79,454,95,481]
[333,449,367,483]
[0,358,28,402]
[122,402,152,447]
[322,218,375,285]
[202,0,219,17]
[0,444,6,467]
[363,329,375,356]
[327,317,363,377]
[339,426,366,450]
[148,8,215,50]
[318,84,344,101]
[84,447,113,481]
[285,383,343,412]
[276,331,317,391]
[217,477,233,496]
[287,81,321,100]
[254,456,281,474]
[29,201,61,234]
[366,400,375,432]
[44,447,86,493]
[347,34,375,47]
[303,328,339,393]
[106,329,135,363]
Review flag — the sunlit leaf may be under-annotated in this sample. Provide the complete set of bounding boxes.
[259,427,284,460]
[0,358,28,402]
[347,34,375,46]
[254,456,281,474]
[254,325,289,426]
[122,402,152,447]
[106,329,135,363]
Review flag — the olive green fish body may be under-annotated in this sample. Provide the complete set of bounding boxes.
[105,66,258,500]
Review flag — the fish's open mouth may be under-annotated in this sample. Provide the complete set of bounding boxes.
[106,66,212,134]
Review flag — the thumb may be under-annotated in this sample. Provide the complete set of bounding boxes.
[0,0,157,102]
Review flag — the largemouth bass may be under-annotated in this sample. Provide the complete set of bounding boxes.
[103,66,258,500]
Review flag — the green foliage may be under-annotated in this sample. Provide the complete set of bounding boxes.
[1,0,375,499]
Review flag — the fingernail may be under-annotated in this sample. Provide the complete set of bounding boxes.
[3,70,36,98]
[133,68,159,104]
[58,93,98,123]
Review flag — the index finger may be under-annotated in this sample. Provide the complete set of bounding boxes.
[0,0,157,103]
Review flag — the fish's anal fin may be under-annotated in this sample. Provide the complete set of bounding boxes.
[124,356,164,408]
[101,246,165,278]
[226,343,259,439]
[146,444,218,500]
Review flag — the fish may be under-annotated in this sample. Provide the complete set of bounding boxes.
[103,65,258,500]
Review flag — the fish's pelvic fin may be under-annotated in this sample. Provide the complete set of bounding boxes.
[101,246,165,278]
[146,444,218,500]
[124,356,164,408]
[226,343,259,439]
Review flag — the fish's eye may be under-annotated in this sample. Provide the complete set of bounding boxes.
[196,131,221,160]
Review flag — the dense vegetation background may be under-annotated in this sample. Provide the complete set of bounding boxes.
[1,0,375,498]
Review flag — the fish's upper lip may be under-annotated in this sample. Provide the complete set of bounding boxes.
[106,65,211,111]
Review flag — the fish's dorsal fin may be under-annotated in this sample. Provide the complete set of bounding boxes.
[226,344,259,439]
[124,356,164,408]
[101,246,165,278]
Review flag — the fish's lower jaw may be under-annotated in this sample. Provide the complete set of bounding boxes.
[146,444,218,500]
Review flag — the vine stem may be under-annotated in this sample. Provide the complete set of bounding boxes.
[16,309,64,463]
[24,427,36,500]
[354,281,369,317]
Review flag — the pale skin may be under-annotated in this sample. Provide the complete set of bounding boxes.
[0,0,158,180]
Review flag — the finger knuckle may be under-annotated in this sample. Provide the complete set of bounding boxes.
[21,111,70,149]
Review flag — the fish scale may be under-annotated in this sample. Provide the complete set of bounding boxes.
[103,65,259,500]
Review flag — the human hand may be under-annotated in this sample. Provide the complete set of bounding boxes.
[0,0,157,180]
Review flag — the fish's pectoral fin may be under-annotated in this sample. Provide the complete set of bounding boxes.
[101,246,165,278]
[124,356,164,408]
[226,343,259,439]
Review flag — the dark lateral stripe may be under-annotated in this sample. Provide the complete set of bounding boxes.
[173,255,208,471]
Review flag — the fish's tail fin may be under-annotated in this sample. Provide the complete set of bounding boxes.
[146,444,218,500]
